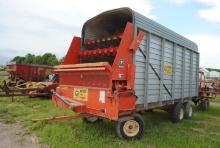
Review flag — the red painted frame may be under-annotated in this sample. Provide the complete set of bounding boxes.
[52,22,144,121]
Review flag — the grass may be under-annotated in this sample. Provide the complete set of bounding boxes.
[212,95,220,103]
[0,71,8,77]
[0,75,8,81]
[0,74,220,147]
[0,96,220,148]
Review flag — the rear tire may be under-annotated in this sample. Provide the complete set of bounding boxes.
[16,79,25,86]
[183,102,193,119]
[170,103,184,123]
[199,100,209,111]
[116,113,145,140]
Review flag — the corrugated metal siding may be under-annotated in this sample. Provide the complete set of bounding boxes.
[135,32,199,107]
[135,34,147,104]
[186,50,191,97]
[174,45,183,99]
[162,40,173,101]
[133,8,199,105]
[133,11,198,52]
[147,34,162,103]
[192,52,199,96]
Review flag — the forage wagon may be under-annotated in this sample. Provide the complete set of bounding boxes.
[52,7,199,140]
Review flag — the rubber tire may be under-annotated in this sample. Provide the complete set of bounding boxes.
[83,116,102,124]
[7,81,13,87]
[199,100,210,111]
[16,79,25,86]
[116,113,145,140]
[170,103,184,123]
[183,102,193,119]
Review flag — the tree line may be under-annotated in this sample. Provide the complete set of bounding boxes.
[11,53,62,66]
[206,68,220,72]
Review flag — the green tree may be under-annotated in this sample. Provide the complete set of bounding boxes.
[34,55,43,65]
[24,53,35,64]
[41,53,59,66]
[11,56,26,64]
[10,52,59,66]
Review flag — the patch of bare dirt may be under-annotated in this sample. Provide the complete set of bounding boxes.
[0,120,47,148]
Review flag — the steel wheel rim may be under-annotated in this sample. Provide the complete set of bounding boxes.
[123,120,140,137]
[179,108,184,120]
[189,106,193,117]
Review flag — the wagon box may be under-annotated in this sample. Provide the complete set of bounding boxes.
[52,7,199,140]
[6,63,53,85]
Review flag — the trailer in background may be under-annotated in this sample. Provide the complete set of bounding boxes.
[6,63,53,86]
[197,70,220,111]
[52,7,199,140]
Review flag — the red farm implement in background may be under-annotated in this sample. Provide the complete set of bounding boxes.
[0,63,57,99]
[197,71,220,110]
[6,63,53,86]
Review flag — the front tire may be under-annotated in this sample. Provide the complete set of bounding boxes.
[170,103,184,123]
[83,116,102,123]
[116,113,145,140]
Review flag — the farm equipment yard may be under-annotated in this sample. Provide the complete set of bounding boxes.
[0,84,220,147]
[1,4,220,148]
[0,64,220,147]
[1,64,220,147]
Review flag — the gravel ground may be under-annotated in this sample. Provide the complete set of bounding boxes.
[0,120,47,148]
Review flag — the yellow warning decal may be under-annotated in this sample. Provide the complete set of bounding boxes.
[164,64,173,75]
[73,88,88,101]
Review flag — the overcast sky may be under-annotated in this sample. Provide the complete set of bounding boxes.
[0,0,220,68]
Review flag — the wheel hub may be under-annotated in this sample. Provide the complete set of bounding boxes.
[123,120,140,137]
